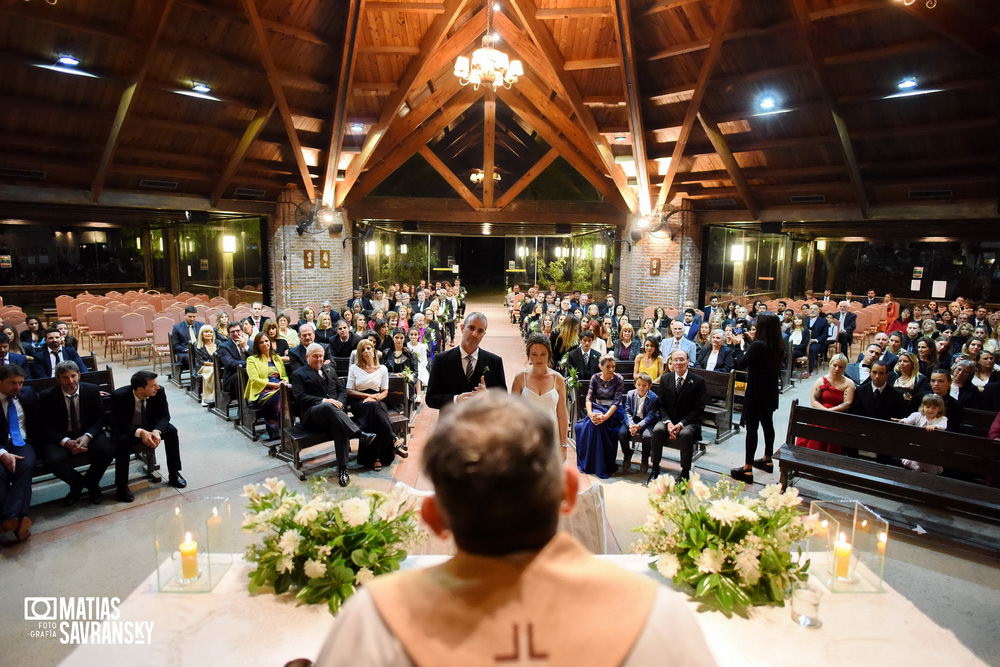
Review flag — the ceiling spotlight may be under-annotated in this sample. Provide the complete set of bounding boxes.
[35,54,98,78]
[757,95,777,111]
[56,54,79,67]
[350,122,365,133]
[493,2,500,9]
[897,77,918,90]
[191,82,211,94]
[614,134,627,143]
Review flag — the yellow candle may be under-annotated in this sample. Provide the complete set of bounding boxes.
[834,532,851,579]
[207,507,221,528]
[816,519,829,539]
[179,531,199,580]
[877,531,888,557]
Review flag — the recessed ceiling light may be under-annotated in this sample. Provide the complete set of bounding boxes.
[192,82,211,94]
[614,134,627,143]
[493,2,500,10]
[350,122,365,133]
[35,54,98,78]
[56,54,79,67]
[897,77,918,90]
[757,95,778,111]
[174,84,221,101]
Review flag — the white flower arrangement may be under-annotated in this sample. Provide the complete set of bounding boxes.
[634,475,815,616]
[243,478,427,613]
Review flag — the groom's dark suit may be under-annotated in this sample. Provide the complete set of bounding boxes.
[425,345,507,410]
[290,364,360,469]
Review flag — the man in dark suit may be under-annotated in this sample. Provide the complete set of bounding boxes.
[216,321,250,395]
[862,290,880,307]
[649,350,707,484]
[412,289,432,317]
[680,309,701,341]
[170,306,204,369]
[426,312,507,410]
[37,361,115,505]
[834,301,857,355]
[109,370,185,500]
[805,304,828,373]
[0,332,29,369]
[53,321,79,350]
[346,288,372,313]
[32,328,85,379]
[845,344,883,386]
[972,305,992,336]
[290,343,374,488]
[245,302,266,336]
[849,361,905,462]
[702,295,720,326]
[328,319,362,359]
[563,331,601,381]
[857,331,898,372]
[287,323,332,374]
[0,363,37,542]
[618,373,659,474]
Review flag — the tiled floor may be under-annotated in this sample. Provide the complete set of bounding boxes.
[2,296,998,665]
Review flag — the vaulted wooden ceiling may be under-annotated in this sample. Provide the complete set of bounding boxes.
[0,0,997,227]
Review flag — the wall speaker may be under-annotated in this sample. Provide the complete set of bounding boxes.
[555,224,571,235]
[761,221,782,234]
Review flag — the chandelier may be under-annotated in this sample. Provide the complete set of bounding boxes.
[894,0,937,7]
[470,168,501,184]
[454,1,523,90]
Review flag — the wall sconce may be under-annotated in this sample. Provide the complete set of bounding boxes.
[731,243,746,262]
[399,244,408,254]
[516,246,527,257]
[816,240,827,251]
[222,235,237,253]
[136,237,142,251]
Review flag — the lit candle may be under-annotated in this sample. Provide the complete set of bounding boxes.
[815,519,829,539]
[179,531,199,580]
[206,507,222,551]
[834,532,852,579]
[877,531,888,557]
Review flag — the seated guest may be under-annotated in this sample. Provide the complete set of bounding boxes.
[989,409,1000,440]
[564,330,601,382]
[110,370,185,497]
[32,328,85,379]
[0,364,37,542]
[345,288,371,313]
[327,319,362,359]
[369,287,390,314]
[851,361,905,422]
[652,306,671,333]
[574,354,624,479]
[589,320,608,355]
[38,361,116,506]
[262,320,289,364]
[383,328,419,393]
[950,360,980,409]
[885,306,913,335]
[213,311,231,341]
[633,337,665,383]
[245,332,289,441]
[276,314,299,349]
[928,370,964,433]
[659,320,697,363]
[896,394,949,475]
[972,304,993,335]
[245,302,266,335]
[947,323,973,358]
[915,336,940,377]
[901,321,922,353]
[972,350,999,391]
[287,324,331,374]
[53,321,78,350]
[951,336,984,368]
[614,322,641,364]
[795,354,855,454]
[937,309,956,333]
[298,306,318,332]
[883,293,900,327]
[0,333,29,369]
[347,339,399,471]
[805,304,828,373]
[316,391,714,667]
[290,343,374,488]
[845,343,882,386]
[170,306,204,369]
[885,331,906,362]
[692,321,711,350]
[919,318,939,341]
[217,321,250,395]
[618,372,659,474]
[320,300,342,324]
[678,309,700,340]
[385,310,406,334]
[314,312,335,344]
[862,289,880,307]
[649,350,707,484]
[891,351,928,413]
[694,329,734,373]
[834,301,856,354]
[193,324,218,407]
[19,315,45,351]
[786,315,809,361]
[2,325,27,359]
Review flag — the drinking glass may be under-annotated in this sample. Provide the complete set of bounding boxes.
[790,579,823,629]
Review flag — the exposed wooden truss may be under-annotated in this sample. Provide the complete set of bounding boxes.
[323,0,365,206]
[612,0,651,215]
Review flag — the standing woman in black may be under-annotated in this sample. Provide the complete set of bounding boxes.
[730,312,784,483]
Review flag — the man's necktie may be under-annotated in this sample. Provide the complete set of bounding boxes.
[676,376,683,392]
[189,325,196,343]
[68,394,79,433]
[465,354,475,383]
[51,350,61,376]
[140,399,147,428]
[7,398,24,447]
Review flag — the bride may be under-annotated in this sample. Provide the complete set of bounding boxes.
[511,333,570,460]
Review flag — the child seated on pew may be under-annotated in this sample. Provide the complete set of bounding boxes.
[894,394,947,474]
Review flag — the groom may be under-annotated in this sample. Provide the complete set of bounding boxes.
[426,312,506,410]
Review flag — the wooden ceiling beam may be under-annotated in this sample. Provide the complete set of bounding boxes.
[417,145,483,209]
[809,1,883,22]
[506,0,636,212]
[851,117,997,140]
[536,7,613,19]
[366,2,446,12]
[495,147,559,209]
[645,20,794,62]
[837,76,995,105]
[496,86,625,208]
[822,37,945,66]
[174,0,331,46]
[655,0,738,211]
[211,95,277,205]
[3,5,140,44]
[642,0,701,16]
[358,45,421,55]
[348,197,625,224]
[492,11,564,100]
[240,0,317,200]
[612,0,651,214]
[891,0,1000,64]
[90,0,175,202]
[337,0,470,207]
[696,111,757,218]
[564,57,620,71]
[346,86,480,205]
[370,74,465,166]
[483,92,497,208]
[323,0,365,207]
[791,0,868,218]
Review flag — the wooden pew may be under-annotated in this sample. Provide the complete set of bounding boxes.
[688,368,737,444]
[208,354,237,422]
[773,400,1000,525]
[234,366,268,446]
[28,367,161,489]
[276,383,338,481]
[957,408,996,438]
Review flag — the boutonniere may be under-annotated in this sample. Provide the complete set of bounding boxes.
[481,365,490,376]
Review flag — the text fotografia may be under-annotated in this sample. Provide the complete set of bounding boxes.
[24,597,154,645]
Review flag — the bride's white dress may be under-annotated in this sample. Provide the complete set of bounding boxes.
[519,371,560,445]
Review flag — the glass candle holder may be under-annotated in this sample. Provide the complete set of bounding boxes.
[154,497,236,593]
[808,500,888,593]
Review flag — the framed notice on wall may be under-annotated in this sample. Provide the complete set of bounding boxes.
[650,258,661,276]
[303,249,315,269]
[319,250,331,269]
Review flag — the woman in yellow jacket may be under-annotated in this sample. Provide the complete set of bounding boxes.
[245,332,289,441]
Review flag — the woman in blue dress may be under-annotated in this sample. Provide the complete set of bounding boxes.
[573,353,624,479]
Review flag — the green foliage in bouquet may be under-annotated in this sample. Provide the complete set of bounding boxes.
[634,474,816,617]
[243,478,427,614]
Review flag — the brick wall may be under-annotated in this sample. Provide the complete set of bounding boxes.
[268,186,355,310]
[617,205,702,313]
